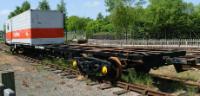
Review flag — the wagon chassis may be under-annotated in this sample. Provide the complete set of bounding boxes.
[8,43,200,80]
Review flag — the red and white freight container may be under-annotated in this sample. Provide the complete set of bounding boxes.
[5,10,65,45]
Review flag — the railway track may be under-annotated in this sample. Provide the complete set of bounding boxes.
[17,54,173,96]
[1,43,200,95]
[150,73,200,88]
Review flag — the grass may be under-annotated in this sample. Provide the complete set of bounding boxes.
[151,65,200,82]
[0,39,3,43]
[121,68,199,95]
[42,58,70,69]
[121,69,153,87]
[186,86,198,96]
[176,70,200,82]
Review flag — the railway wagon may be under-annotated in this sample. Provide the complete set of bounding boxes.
[4,10,200,81]
[5,10,65,47]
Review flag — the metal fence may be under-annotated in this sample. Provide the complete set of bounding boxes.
[88,39,200,48]
[67,32,86,41]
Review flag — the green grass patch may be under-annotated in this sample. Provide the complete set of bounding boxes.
[121,69,153,87]
[176,70,200,82]
[186,86,198,96]
[0,39,3,43]
[42,58,70,68]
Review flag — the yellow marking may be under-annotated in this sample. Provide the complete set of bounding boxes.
[101,66,108,75]
[72,60,77,68]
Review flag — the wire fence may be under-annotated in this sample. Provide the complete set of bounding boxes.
[88,39,200,48]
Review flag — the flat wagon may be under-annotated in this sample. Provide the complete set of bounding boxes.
[4,10,200,81]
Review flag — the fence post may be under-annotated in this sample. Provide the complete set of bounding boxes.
[1,71,15,92]
[0,83,4,96]
[4,89,15,96]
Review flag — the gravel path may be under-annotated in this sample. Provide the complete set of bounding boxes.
[0,51,140,96]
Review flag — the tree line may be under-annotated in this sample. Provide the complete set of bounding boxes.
[7,0,200,39]
[67,0,200,39]
[8,0,66,18]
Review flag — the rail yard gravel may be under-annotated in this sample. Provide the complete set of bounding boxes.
[0,50,140,96]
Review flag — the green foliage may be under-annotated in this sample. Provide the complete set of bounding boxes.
[21,0,31,12]
[121,69,153,87]
[42,58,69,68]
[97,13,104,21]
[105,0,134,12]
[57,0,67,14]
[3,24,6,32]
[145,0,190,39]
[186,86,198,96]
[111,4,133,39]
[15,6,23,15]
[8,1,31,19]
[38,0,50,11]
[104,0,200,39]
[7,0,200,39]
[57,0,67,31]
[67,16,90,33]
[86,20,101,33]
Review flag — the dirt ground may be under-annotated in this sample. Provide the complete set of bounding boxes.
[0,50,139,96]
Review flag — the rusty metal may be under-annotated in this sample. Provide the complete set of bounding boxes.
[109,57,123,79]
[18,53,173,96]
[150,73,200,88]
[116,81,172,96]
[3,43,200,95]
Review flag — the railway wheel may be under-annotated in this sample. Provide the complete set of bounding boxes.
[109,57,123,80]
[10,47,19,54]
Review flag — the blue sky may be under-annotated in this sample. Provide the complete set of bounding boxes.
[0,0,200,30]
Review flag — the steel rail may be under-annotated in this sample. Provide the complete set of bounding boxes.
[116,81,173,96]
[18,54,173,96]
[150,73,200,88]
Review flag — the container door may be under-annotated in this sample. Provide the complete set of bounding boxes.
[5,20,12,44]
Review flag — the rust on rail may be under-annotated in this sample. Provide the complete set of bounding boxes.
[116,81,173,96]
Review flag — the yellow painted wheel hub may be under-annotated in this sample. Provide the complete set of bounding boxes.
[101,66,108,75]
[72,60,77,68]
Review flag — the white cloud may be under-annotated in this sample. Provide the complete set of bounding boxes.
[84,0,101,8]
[0,9,11,16]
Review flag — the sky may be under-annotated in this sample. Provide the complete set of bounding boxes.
[0,0,200,30]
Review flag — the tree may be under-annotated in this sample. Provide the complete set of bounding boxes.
[8,12,16,19]
[67,16,79,32]
[8,1,31,19]
[85,20,100,38]
[105,0,116,12]
[57,0,67,14]
[105,0,135,39]
[67,16,89,33]
[145,0,190,39]
[3,24,6,33]
[105,0,134,12]
[21,0,31,12]
[57,0,67,31]
[14,6,23,15]
[97,13,104,21]
[38,0,50,11]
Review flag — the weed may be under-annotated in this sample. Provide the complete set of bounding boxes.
[186,86,198,96]
[121,69,153,87]
[176,70,200,82]
[42,58,69,68]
